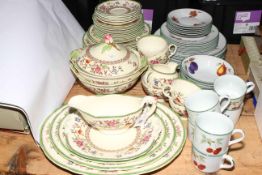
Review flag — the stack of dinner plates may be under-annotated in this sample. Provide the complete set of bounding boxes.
[40,95,186,175]
[155,8,227,65]
[83,0,151,49]
[166,8,213,38]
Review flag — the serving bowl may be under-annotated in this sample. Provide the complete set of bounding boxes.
[180,55,234,89]
[68,95,157,130]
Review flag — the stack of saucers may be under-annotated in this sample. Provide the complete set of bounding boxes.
[180,55,234,89]
[40,94,186,175]
[83,0,151,49]
[155,8,227,65]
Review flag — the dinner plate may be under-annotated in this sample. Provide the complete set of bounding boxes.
[167,8,212,28]
[40,98,186,175]
[59,112,161,161]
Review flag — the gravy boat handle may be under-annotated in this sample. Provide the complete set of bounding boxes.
[134,96,157,127]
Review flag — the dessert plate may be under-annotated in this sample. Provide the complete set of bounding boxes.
[59,112,161,161]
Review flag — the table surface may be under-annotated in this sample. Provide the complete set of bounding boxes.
[0,44,261,175]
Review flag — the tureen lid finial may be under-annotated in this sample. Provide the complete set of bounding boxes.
[102,34,119,52]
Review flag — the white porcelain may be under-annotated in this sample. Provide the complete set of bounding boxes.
[182,55,234,84]
[192,146,234,173]
[162,79,201,117]
[193,112,245,156]
[67,95,157,130]
[141,62,178,98]
[184,90,231,141]
[168,8,212,28]
[214,75,255,125]
[137,35,177,64]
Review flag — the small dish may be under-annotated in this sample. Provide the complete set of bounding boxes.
[162,79,201,117]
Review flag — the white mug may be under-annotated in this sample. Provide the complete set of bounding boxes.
[192,145,234,173]
[193,112,245,156]
[214,74,255,125]
[184,90,231,141]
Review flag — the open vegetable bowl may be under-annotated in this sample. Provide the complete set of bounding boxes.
[68,95,157,130]
[180,55,234,89]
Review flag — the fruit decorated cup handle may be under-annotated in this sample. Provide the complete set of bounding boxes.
[219,95,231,113]
[134,96,157,127]
[220,154,234,170]
[228,129,245,146]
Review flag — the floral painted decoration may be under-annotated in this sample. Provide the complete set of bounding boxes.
[102,34,119,53]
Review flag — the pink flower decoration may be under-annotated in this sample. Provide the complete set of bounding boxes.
[105,120,118,127]
[104,34,113,44]
[75,140,84,147]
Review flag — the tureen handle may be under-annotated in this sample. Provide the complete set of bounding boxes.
[134,96,157,127]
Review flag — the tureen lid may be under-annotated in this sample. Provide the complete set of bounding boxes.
[75,34,141,77]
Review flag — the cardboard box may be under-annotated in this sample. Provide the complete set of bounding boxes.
[0,105,29,133]
[239,36,262,74]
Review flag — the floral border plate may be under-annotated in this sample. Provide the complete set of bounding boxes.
[40,97,186,175]
[59,112,161,161]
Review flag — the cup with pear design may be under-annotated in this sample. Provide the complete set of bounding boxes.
[214,74,255,125]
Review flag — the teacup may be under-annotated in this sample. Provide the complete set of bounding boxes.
[193,112,245,156]
[162,79,201,117]
[192,145,234,173]
[136,35,177,64]
[214,74,255,125]
[68,95,157,130]
[141,62,179,98]
[184,90,231,141]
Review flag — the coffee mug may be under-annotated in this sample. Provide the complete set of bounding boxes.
[193,112,245,155]
[192,145,234,173]
[214,74,255,125]
[184,90,231,141]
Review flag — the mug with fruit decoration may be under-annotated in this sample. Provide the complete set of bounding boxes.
[193,112,245,156]
[192,145,234,173]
